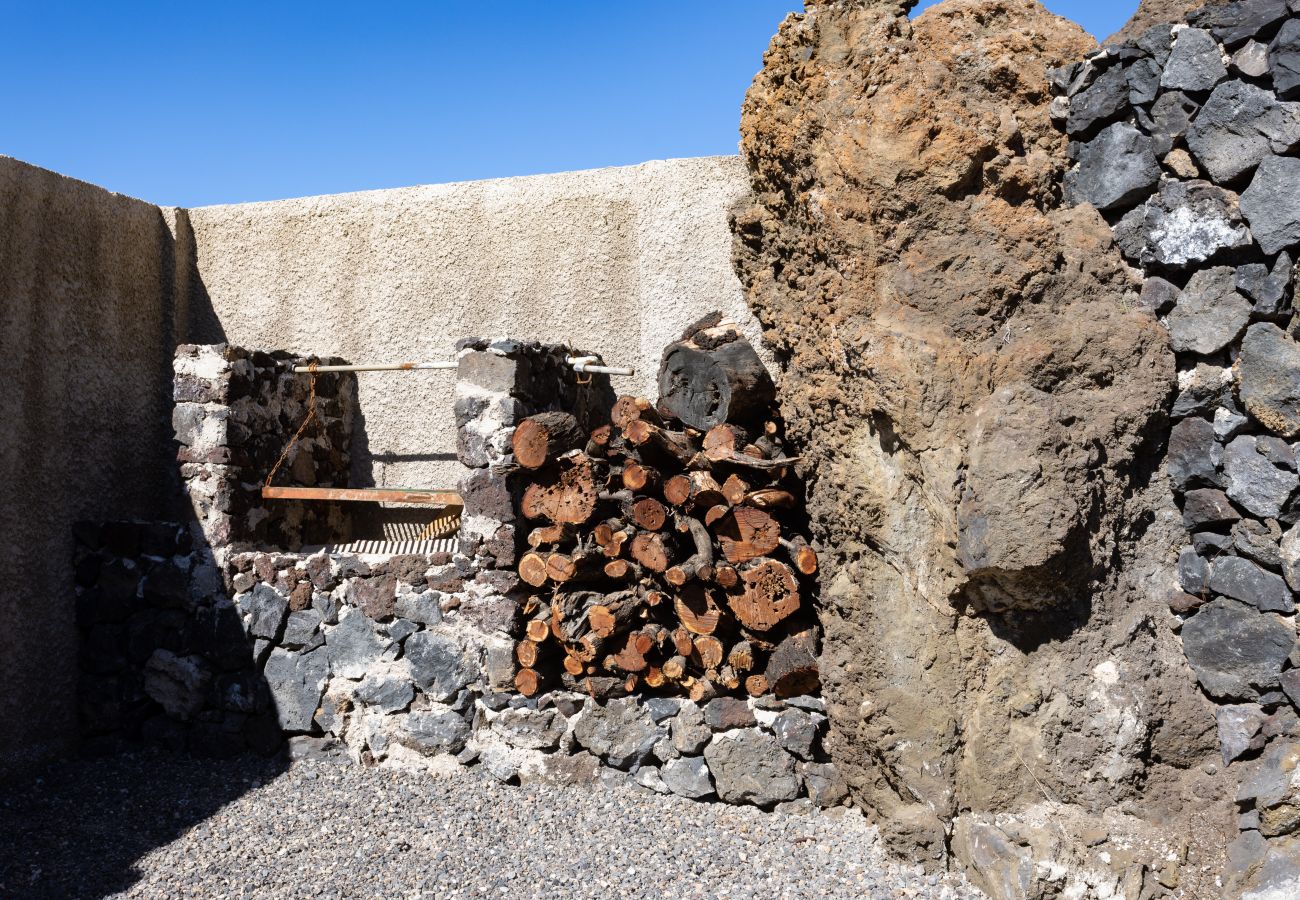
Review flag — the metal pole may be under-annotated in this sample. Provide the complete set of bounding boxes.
[568,356,635,377]
[292,362,459,373]
[293,357,634,376]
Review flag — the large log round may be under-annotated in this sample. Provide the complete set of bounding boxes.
[729,557,800,631]
[657,327,776,430]
[512,411,585,469]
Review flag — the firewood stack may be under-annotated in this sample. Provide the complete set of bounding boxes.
[512,315,820,702]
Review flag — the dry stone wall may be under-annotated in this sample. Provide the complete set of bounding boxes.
[75,339,843,811]
[1052,5,1300,895]
[173,343,354,553]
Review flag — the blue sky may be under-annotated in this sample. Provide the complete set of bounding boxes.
[1,1,1136,208]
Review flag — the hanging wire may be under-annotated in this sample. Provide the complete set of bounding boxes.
[264,361,319,488]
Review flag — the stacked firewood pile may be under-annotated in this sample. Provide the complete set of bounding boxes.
[511,317,819,702]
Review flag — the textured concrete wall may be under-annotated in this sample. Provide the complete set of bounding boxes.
[0,157,186,777]
[184,156,762,491]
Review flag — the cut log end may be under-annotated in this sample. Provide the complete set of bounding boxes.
[516,640,541,669]
[631,497,667,532]
[716,506,780,565]
[674,585,721,635]
[513,412,585,469]
[515,668,542,697]
[729,558,800,632]
[518,552,549,587]
[521,454,600,525]
[630,532,673,573]
[692,635,725,671]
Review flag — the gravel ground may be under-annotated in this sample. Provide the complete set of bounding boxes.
[0,749,984,899]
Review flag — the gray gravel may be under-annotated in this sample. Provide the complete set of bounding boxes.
[0,749,984,899]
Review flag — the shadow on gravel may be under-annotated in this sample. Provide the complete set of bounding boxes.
[0,749,285,899]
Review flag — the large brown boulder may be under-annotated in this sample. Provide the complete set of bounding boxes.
[733,0,1226,894]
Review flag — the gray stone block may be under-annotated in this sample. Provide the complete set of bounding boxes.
[1184,488,1242,529]
[490,707,564,750]
[772,708,819,760]
[1182,598,1293,699]
[671,702,713,754]
[1239,323,1300,439]
[1113,180,1251,270]
[1135,90,1198,157]
[1210,554,1294,613]
[1216,703,1267,764]
[355,673,415,714]
[1224,434,1299,519]
[1167,416,1222,491]
[1234,518,1285,569]
[1178,547,1211,596]
[1271,18,1300,98]
[263,646,328,732]
[243,583,288,641]
[324,606,384,679]
[1127,57,1161,106]
[1187,82,1300,185]
[457,352,520,396]
[573,697,663,769]
[1066,123,1160,212]
[405,631,478,702]
[395,590,443,626]
[1173,362,1233,419]
[143,649,211,720]
[1065,65,1131,135]
[704,728,801,807]
[1282,522,1300,591]
[661,756,715,800]
[1167,267,1252,355]
[401,709,471,756]
[1243,154,1300,254]
[1237,252,1293,315]
[1190,0,1289,48]
[282,608,323,651]
[1160,28,1227,92]
[800,761,850,807]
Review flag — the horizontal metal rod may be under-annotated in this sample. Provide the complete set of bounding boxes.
[293,361,458,373]
[568,356,635,377]
[293,357,634,376]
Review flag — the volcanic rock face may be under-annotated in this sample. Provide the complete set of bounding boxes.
[733,0,1224,893]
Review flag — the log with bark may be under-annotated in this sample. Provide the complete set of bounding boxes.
[508,323,818,700]
[657,322,776,430]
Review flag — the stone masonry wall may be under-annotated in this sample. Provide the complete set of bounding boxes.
[1052,3,1300,894]
[172,343,354,553]
[76,339,843,810]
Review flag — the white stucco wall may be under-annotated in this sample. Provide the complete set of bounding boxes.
[184,155,762,491]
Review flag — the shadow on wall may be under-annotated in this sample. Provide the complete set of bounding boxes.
[0,193,280,895]
[0,519,290,900]
[0,165,236,784]
[177,214,227,349]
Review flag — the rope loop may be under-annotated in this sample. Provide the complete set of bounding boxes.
[264,360,319,488]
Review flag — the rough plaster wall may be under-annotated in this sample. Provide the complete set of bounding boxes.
[184,156,764,492]
[0,157,183,778]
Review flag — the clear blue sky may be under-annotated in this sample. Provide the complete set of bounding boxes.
[1,1,1137,208]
